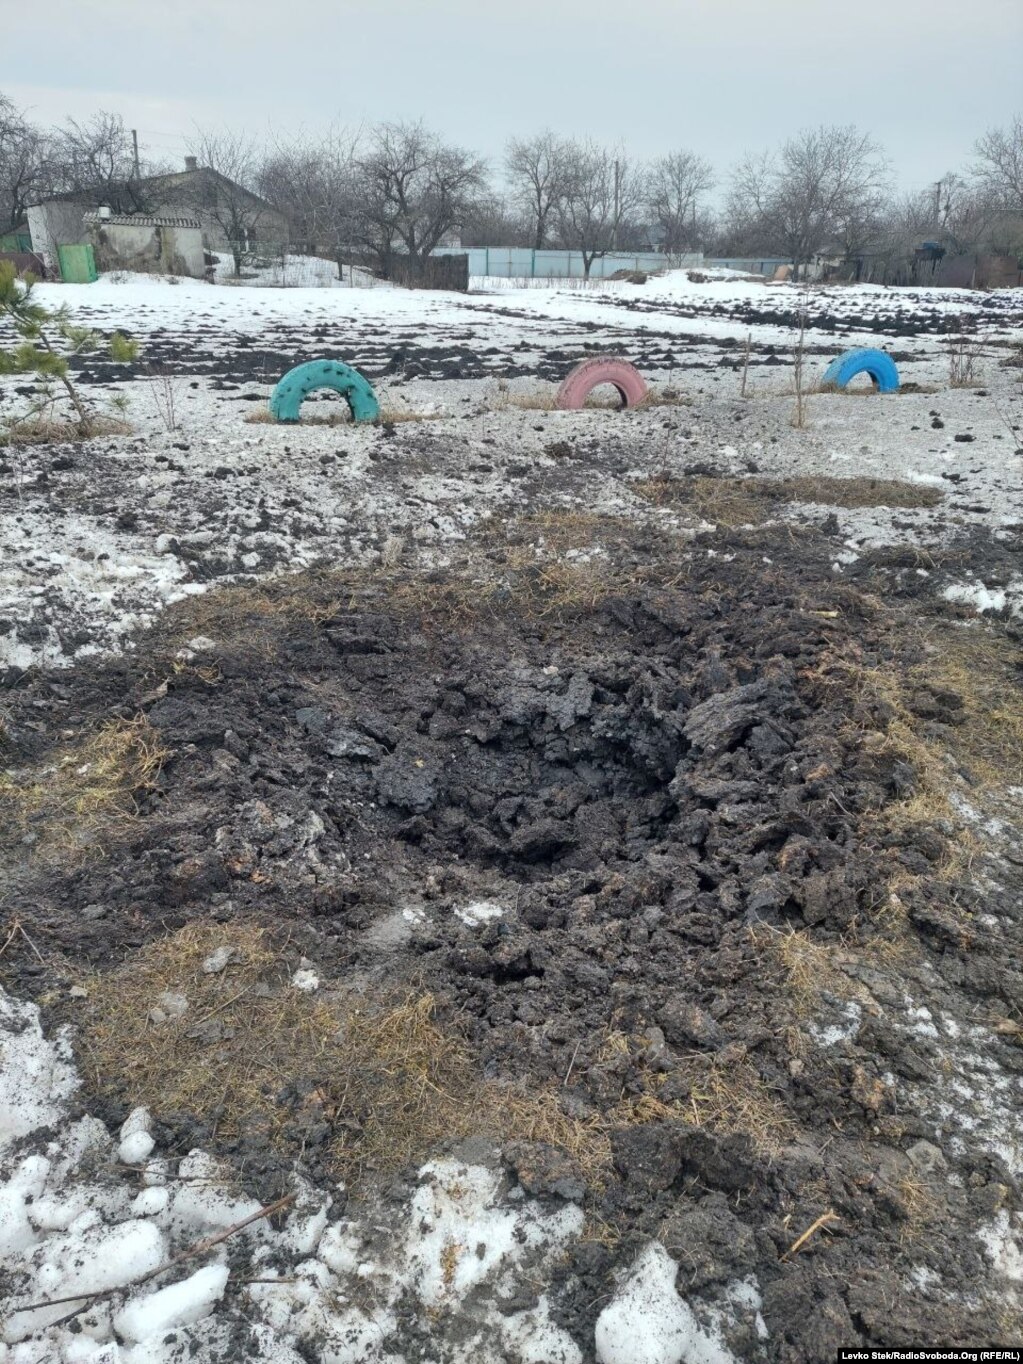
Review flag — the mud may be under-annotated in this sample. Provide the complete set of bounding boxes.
[3,518,1022,1357]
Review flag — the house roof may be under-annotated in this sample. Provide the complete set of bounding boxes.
[139,167,279,212]
[83,211,201,229]
[28,166,278,214]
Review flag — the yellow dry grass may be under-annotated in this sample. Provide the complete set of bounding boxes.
[751,923,918,1029]
[635,474,942,526]
[80,924,803,1188]
[819,624,1023,825]
[592,1023,795,1155]
[613,1052,796,1155]
[0,716,168,857]
[397,556,615,622]
[894,1174,943,1245]
[0,415,132,445]
[243,405,443,427]
[80,923,609,1185]
[156,573,353,664]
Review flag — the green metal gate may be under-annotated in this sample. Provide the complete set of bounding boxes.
[57,243,98,283]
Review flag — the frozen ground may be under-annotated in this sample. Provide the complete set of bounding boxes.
[1,271,1022,1361]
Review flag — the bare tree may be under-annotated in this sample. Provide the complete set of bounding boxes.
[557,140,641,276]
[645,149,715,257]
[726,125,889,280]
[504,130,573,250]
[974,115,1023,212]
[0,93,48,230]
[355,121,489,277]
[185,129,268,273]
[260,125,362,278]
[935,173,1005,258]
[49,111,146,208]
[458,193,530,248]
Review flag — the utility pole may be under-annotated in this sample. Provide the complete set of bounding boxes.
[612,159,621,251]
[933,180,942,222]
[131,129,140,181]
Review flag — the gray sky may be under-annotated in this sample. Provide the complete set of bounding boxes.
[6,0,1022,198]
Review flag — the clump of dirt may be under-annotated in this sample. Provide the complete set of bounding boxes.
[635,473,944,525]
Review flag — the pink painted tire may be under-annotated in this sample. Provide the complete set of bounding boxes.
[555,357,649,411]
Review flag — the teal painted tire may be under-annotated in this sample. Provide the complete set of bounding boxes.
[821,348,899,394]
[269,359,380,424]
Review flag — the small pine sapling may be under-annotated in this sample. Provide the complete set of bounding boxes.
[0,262,140,436]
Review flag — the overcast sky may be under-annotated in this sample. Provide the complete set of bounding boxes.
[6,0,1022,199]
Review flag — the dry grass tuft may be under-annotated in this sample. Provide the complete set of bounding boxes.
[386,556,615,624]
[754,926,866,1016]
[244,405,443,427]
[494,386,560,412]
[0,716,168,857]
[0,415,132,445]
[635,474,942,526]
[80,923,609,1185]
[159,576,343,660]
[822,625,1023,823]
[160,559,617,658]
[613,1053,796,1155]
[947,334,985,389]
[751,923,917,1024]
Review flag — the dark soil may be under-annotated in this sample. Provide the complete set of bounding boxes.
[3,521,1022,1358]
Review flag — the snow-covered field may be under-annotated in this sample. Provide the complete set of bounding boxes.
[2,271,1021,675]
[1,270,1022,1361]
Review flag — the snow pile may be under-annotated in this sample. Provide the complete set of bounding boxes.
[595,1244,741,1364]
[250,1159,585,1363]
[0,992,78,1147]
[978,1211,1023,1283]
[0,987,597,1362]
[943,577,1023,616]
[113,1264,229,1343]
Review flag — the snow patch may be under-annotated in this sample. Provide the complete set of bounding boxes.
[595,1243,738,1364]
[454,900,506,927]
[114,1264,230,1343]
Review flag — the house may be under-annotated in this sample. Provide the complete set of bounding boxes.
[26,158,290,276]
[83,211,206,278]
[141,158,289,256]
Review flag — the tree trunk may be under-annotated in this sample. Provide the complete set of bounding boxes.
[583,252,593,278]
[39,333,91,430]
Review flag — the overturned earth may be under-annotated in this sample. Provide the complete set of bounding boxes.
[2,515,1022,1360]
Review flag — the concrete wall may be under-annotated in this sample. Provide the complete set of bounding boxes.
[87,220,205,278]
[147,196,290,253]
[25,200,89,272]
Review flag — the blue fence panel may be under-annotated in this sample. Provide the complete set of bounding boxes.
[433,247,704,280]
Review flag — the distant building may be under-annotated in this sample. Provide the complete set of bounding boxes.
[26,158,289,275]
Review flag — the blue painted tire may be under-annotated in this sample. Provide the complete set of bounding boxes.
[269,359,380,424]
[821,348,899,394]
